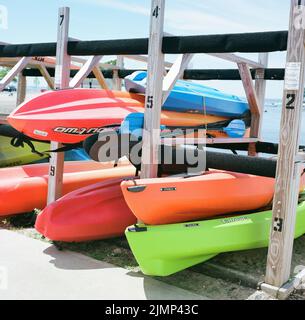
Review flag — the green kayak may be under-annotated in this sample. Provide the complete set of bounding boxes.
[125,201,305,277]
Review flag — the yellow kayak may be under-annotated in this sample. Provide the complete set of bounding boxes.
[0,135,49,168]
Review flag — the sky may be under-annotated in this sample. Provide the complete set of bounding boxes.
[0,0,292,98]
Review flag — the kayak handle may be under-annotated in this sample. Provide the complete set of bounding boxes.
[128,225,148,232]
[127,185,146,193]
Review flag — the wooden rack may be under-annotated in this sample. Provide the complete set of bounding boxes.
[0,0,304,299]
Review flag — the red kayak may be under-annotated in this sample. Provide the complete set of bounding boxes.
[35,178,136,242]
[7,89,229,144]
[8,89,144,144]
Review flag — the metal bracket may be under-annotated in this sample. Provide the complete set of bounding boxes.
[260,268,305,300]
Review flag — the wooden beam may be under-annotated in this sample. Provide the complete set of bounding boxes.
[162,54,193,104]
[92,65,109,89]
[264,0,305,291]
[16,74,26,106]
[123,54,173,68]
[112,56,124,90]
[238,62,262,155]
[254,53,269,139]
[69,55,102,88]
[38,65,54,90]
[0,57,31,92]
[247,53,269,155]
[47,7,71,205]
[140,0,165,179]
[208,53,265,69]
[71,56,117,70]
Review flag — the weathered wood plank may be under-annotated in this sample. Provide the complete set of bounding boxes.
[238,63,262,155]
[92,65,109,89]
[254,53,269,139]
[209,53,265,69]
[162,54,193,104]
[112,56,124,90]
[264,0,305,289]
[69,55,102,88]
[140,0,165,179]
[247,53,269,155]
[38,65,54,90]
[123,54,173,68]
[54,7,71,90]
[47,7,71,205]
[16,74,26,106]
[0,57,31,91]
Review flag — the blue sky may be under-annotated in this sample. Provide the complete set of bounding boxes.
[0,0,292,98]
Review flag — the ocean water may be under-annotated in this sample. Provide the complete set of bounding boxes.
[261,105,305,145]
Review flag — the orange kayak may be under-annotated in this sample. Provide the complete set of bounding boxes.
[0,160,136,217]
[121,170,275,225]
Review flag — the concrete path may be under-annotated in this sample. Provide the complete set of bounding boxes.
[0,229,205,300]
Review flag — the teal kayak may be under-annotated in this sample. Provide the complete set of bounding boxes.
[125,201,305,277]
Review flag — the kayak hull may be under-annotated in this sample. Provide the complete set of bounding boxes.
[121,171,275,225]
[125,201,305,276]
[8,89,235,144]
[0,160,135,217]
[35,177,136,242]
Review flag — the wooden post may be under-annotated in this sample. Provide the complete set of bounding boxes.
[263,0,305,292]
[16,74,26,106]
[47,7,71,204]
[254,53,269,139]
[140,0,165,179]
[246,53,269,155]
[237,63,262,156]
[113,56,124,90]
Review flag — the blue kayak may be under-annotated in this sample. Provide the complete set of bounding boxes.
[125,71,249,118]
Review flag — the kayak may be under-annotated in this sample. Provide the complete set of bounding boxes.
[125,200,305,276]
[125,71,250,118]
[35,177,136,242]
[0,135,49,168]
[7,89,230,144]
[0,160,135,217]
[121,171,275,225]
[0,124,90,167]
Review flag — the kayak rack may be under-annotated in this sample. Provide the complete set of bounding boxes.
[1,0,305,299]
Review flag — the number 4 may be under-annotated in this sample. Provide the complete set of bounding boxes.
[152,6,159,18]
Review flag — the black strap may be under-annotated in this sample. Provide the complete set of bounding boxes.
[10,136,47,158]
